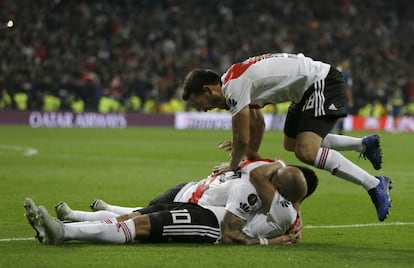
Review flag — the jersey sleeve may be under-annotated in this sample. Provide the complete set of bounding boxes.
[222,78,252,116]
[225,182,262,221]
[266,191,297,234]
[242,192,297,238]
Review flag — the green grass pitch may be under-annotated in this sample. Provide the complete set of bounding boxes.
[0,126,413,267]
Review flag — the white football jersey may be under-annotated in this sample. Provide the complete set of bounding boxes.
[221,53,331,115]
[174,159,296,236]
[173,171,240,205]
[243,191,298,238]
[224,180,264,221]
[173,159,273,207]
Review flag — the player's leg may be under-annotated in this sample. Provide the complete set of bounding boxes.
[56,201,119,222]
[319,68,382,169]
[88,182,189,215]
[284,99,380,191]
[53,202,221,244]
[322,133,366,152]
[140,202,221,243]
[321,133,382,170]
[284,69,391,221]
[294,120,391,221]
[36,205,136,244]
[90,199,142,214]
[77,202,196,225]
[296,130,379,187]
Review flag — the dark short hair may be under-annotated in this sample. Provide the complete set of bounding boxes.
[182,69,220,100]
[288,165,318,201]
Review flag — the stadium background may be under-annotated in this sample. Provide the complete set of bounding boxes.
[1,1,414,267]
[0,0,413,124]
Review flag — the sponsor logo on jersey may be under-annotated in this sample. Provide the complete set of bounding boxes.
[226,98,237,112]
[247,194,258,206]
[239,202,251,213]
[275,200,291,208]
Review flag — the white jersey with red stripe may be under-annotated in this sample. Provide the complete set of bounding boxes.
[221,53,331,115]
[173,159,274,207]
[173,158,297,236]
[174,159,285,223]
[172,172,236,205]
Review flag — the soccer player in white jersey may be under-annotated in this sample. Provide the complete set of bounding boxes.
[24,160,315,245]
[182,52,392,221]
[66,159,309,231]
[86,161,318,240]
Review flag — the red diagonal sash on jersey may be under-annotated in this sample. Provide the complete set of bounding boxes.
[188,174,218,204]
[188,159,274,204]
[239,158,274,169]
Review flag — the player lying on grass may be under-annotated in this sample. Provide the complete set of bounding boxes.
[25,159,318,245]
[58,160,316,241]
[54,159,315,222]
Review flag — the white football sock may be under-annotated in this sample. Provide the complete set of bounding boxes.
[314,147,379,190]
[64,219,136,244]
[321,134,364,152]
[104,205,142,215]
[66,210,120,222]
[62,218,117,226]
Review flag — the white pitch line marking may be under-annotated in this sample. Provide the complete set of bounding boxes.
[0,237,35,242]
[2,222,413,242]
[304,221,414,229]
[0,144,38,156]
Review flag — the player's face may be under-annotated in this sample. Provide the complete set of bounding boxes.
[189,93,214,112]
[189,85,227,111]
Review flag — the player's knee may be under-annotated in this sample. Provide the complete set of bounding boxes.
[283,139,295,152]
[133,215,151,237]
[117,211,141,222]
[294,148,315,165]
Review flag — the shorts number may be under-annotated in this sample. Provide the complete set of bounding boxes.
[170,209,191,224]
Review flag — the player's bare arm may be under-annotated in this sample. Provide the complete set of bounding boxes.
[216,108,263,162]
[219,211,258,245]
[214,106,251,174]
[248,108,265,157]
[249,161,286,207]
[217,139,261,162]
[229,106,251,170]
[220,211,298,245]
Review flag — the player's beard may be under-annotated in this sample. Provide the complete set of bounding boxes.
[210,95,229,110]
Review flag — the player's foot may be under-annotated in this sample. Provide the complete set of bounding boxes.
[90,199,108,211]
[38,206,65,244]
[55,201,72,221]
[368,176,392,221]
[361,134,382,170]
[24,198,47,243]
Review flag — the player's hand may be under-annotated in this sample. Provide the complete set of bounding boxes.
[213,162,231,175]
[218,140,232,152]
[287,231,301,244]
[270,234,299,245]
[289,215,303,241]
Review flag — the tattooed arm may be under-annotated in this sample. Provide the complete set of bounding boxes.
[219,211,297,245]
[219,211,258,245]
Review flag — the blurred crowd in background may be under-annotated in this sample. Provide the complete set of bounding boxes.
[1,0,414,117]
